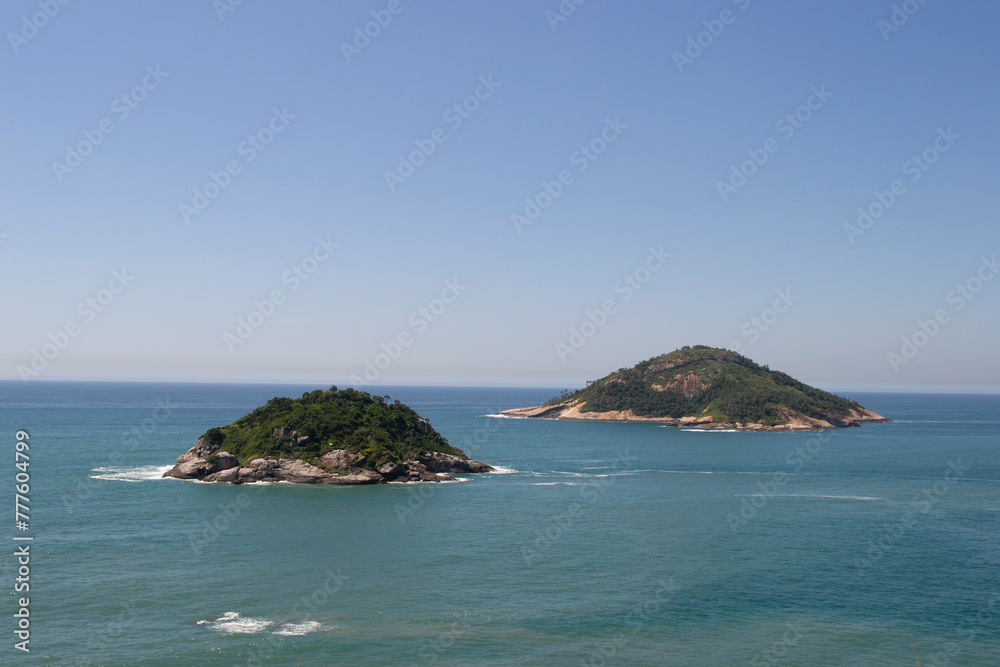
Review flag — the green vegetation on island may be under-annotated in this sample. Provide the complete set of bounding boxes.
[200,386,464,470]
[507,345,888,430]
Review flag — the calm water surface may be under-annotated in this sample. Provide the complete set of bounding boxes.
[1,382,997,665]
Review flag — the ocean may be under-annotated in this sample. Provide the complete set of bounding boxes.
[1,382,998,666]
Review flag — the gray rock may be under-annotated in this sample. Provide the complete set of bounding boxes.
[164,436,492,485]
[377,462,406,477]
[191,437,215,458]
[215,451,239,471]
[163,449,240,480]
[206,467,241,483]
[320,470,383,485]
[163,458,210,479]
[421,452,494,474]
[320,449,367,470]
[418,470,451,482]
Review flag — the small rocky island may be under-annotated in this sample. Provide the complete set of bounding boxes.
[164,386,492,484]
[501,346,889,431]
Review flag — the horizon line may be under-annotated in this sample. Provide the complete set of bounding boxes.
[2,378,999,396]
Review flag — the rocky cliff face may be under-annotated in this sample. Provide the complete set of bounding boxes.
[163,440,493,485]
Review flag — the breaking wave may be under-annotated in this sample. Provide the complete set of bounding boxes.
[90,465,173,482]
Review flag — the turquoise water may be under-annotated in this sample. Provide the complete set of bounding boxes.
[2,383,998,666]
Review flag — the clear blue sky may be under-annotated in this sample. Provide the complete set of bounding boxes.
[2,0,998,391]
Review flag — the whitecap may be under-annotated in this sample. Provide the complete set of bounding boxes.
[387,477,470,484]
[203,612,273,634]
[529,482,580,486]
[773,494,883,501]
[273,621,325,636]
[488,466,518,474]
[90,465,173,482]
[199,612,327,635]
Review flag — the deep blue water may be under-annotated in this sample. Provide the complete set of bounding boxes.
[1,383,998,666]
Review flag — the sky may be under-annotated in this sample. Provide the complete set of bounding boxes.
[2,0,998,392]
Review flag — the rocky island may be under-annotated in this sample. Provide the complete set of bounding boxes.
[164,386,493,484]
[501,346,889,431]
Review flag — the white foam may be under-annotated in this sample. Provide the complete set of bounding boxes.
[680,428,740,432]
[530,482,580,486]
[627,469,791,475]
[200,612,273,634]
[488,466,518,474]
[199,612,326,635]
[482,413,525,419]
[773,494,883,501]
[273,621,324,636]
[90,465,173,482]
[387,477,470,484]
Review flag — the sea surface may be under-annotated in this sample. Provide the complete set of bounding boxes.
[1,382,998,666]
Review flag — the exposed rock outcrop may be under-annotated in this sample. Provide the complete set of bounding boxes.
[499,400,889,431]
[163,387,495,485]
[163,446,492,485]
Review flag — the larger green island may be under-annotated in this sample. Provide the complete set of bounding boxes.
[164,387,492,484]
[500,346,889,431]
